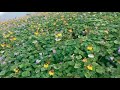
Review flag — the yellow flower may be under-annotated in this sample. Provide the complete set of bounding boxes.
[10,37,17,41]
[14,68,19,73]
[3,34,10,38]
[57,33,62,37]
[68,29,73,33]
[87,65,93,71]
[44,63,49,68]
[87,46,93,51]
[55,33,62,38]
[1,43,6,47]
[82,58,87,62]
[8,31,13,34]
[34,31,39,36]
[49,70,54,76]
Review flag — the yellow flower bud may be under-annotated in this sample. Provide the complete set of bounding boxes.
[14,68,19,73]
[87,46,93,51]
[44,63,49,68]
[49,70,54,76]
[87,65,93,70]
[55,33,62,38]
[82,58,87,62]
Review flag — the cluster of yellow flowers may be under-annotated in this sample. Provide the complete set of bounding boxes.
[1,43,6,48]
[3,33,11,38]
[1,43,11,48]
[1,31,17,48]
[81,46,94,71]
[43,62,54,76]
[2,31,16,42]
[10,37,17,41]
[82,58,93,70]
[8,31,13,34]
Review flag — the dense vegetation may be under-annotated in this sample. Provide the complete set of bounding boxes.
[0,12,120,78]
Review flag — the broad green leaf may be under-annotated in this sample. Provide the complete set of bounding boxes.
[0,71,6,76]
[22,71,30,77]
[76,55,82,60]
[74,63,81,68]
[96,67,105,74]
[114,40,119,44]
[84,72,91,78]
[41,67,46,71]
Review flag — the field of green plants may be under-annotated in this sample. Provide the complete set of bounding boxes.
[0,12,120,78]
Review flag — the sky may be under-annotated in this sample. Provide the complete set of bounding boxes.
[0,12,30,21]
[0,12,5,16]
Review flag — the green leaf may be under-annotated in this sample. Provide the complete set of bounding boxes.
[67,73,73,77]
[41,67,46,71]
[0,71,6,76]
[68,61,74,66]
[107,49,113,54]
[84,72,91,78]
[19,64,25,68]
[10,65,17,71]
[78,51,84,55]
[96,67,105,74]
[22,71,30,77]
[53,64,61,69]
[29,56,34,60]
[74,63,81,68]
[76,55,82,60]
[92,62,99,66]
[114,40,119,44]
[74,49,80,54]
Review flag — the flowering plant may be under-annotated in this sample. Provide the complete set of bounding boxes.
[0,12,120,78]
